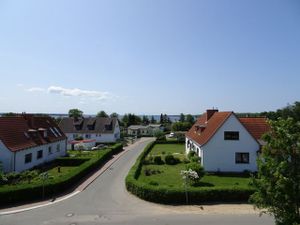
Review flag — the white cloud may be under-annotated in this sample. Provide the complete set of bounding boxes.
[47,86,113,101]
[26,87,45,92]
[17,83,24,87]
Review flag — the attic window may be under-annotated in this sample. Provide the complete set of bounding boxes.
[224,131,239,140]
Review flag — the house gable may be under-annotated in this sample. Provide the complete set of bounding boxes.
[202,113,260,172]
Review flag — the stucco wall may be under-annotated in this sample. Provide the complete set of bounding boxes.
[203,114,259,172]
[0,139,67,173]
[0,141,14,173]
[186,114,259,172]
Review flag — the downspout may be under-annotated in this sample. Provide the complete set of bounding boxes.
[13,151,16,172]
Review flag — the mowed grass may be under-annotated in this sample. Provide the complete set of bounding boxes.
[139,143,251,189]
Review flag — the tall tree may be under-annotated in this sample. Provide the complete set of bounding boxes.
[110,112,119,118]
[250,118,300,225]
[150,115,156,124]
[142,115,150,125]
[179,113,185,122]
[160,113,164,124]
[68,109,83,118]
[1,112,17,117]
[186,114,195,124]
[97,111,109,118]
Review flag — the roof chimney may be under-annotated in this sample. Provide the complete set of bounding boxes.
[206,109,218,121]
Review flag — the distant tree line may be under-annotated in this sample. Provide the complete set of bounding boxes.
[171,113,195,131]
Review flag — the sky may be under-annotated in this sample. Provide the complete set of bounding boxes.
[0,0,299,115]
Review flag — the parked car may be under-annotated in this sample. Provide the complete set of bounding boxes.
[167,132,175,138]
[91,144,106,150]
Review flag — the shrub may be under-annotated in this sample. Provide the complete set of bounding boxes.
[0,143,123,205]
[182,158,190,164]
[164,154,180,165]
[187,151,196,159]
[149,181,159,186]
[190,156,201,163]
[186,162,205,180]
[20,170,39,184]
[125,141,254,204]
[153,156,164,165]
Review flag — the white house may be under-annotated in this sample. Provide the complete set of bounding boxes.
[0,114,67,173]
[186,109,269,172]
[127,124,164,136]
[59,117,120,150]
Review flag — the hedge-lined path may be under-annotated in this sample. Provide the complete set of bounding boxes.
[0,138,274,225]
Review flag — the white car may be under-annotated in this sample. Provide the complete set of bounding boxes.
[167,132,175,138]
[91,144,106,150]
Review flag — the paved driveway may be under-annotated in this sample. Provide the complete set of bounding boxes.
[0,138,274,225]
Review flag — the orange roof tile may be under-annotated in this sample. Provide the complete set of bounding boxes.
[0,115,66,152]
[186,111,232,146]
[239,117,270,140]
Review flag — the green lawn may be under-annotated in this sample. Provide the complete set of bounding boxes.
[139,143,251,189]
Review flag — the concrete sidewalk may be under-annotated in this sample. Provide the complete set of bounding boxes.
[0,139,145,215]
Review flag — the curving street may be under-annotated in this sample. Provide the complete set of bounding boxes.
[0,138,274,225]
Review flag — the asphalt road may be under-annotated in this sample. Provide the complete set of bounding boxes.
[0,138,274,225]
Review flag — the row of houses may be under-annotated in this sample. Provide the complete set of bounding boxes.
[0,109,269,173]
[0,115,120,173]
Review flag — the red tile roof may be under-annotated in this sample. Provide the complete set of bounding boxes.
[0,115,66,152]
[186,110,270,146]
[239,117,270,140]
[186,111,232,146]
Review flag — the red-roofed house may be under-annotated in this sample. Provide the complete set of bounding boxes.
[0,114,67,173]
[186,109,269,172]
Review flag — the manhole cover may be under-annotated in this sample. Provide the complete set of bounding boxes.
[66,213,74,217]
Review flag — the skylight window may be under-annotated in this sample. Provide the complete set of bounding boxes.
[54,127,62,136]
[50,127,58,137]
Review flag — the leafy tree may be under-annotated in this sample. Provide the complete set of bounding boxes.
[172,122,192,131]
[179,113,185,122]
[150,115,156,124]
[160,113,164,124]
[122,113,142,127]
[97,110,109,118]
[110,112,119,118]
[250,118,300,225]
[142,115,150,125]
[68,109,83,118]
[260,101,300,122]
[186,114,195,124]
[1,112,17,117]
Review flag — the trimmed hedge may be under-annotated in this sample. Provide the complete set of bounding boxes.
[126,141,254,204]
[155,140,185,144]
[0,143,123,205]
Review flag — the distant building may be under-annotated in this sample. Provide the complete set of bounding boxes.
[0,114,67,173]
[59,117,120,149]
[127,124,164,136]
[186,109,269,172]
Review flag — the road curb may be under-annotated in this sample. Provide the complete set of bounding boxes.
[0,139,147,215]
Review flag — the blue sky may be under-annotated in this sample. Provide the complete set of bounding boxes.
[0,0,299,115]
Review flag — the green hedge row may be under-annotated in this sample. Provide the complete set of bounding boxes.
[155,140,185,144]
[125,141,254,204]
[0,143,123,205]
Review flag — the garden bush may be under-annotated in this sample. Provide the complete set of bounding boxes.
[0,143,123,205]
[153,156,164,165]
[126,141,254,204]
[164,154,180,165]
